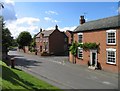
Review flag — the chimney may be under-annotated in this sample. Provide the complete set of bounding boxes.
[55,25,58,30]
[40,28,42,32]
[80,16,85,24]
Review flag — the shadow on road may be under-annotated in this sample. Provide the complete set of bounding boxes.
[8,54,42,68]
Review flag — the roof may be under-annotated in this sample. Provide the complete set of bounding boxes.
[66,30,73,34]
[36,30,54,37]
[74,15,120,32]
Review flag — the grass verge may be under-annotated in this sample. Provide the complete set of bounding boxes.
[0,61,62,91]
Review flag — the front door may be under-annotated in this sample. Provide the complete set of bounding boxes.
[90,50,97,67]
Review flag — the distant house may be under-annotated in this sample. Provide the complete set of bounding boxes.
[65,30,73,46]
[35,25,68,56]
[69,15,120,73]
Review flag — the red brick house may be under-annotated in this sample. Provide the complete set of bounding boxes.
[69,15,120,73]
[65,30,73,46]
[35,25,68,56]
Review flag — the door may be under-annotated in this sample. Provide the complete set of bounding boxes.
[92,53,96,66]
[90,50,97,67]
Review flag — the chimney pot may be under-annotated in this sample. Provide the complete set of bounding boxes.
[55,25,58,30]
[80,15,85,24]
[40,28,42,32]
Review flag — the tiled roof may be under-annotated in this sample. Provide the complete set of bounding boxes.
[74,15,120,32]
[66,30,73,34]
[35,30,54,38]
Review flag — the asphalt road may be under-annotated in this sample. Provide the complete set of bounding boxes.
[8,51,118,90]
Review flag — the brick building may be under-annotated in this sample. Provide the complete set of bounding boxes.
[35,25,68,56]
[65,30,73,46]
[69,15,120,73]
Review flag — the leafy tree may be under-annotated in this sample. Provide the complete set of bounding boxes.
[29,34,37,53]
[69,41,78,64]
[2,22,13,54]
[17,31,32,52]
[30,35,36,48]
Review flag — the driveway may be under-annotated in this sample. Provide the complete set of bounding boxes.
[8,51,118,90]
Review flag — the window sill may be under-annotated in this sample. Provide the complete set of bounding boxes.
[78,57,83,60]
[106,43,116,46]
[106,62,116,66]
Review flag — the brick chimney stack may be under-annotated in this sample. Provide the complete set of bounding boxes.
[40,28,42,32]
[55,25,58,30]
[80,16,85,24]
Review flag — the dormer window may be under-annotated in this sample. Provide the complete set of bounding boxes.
[106,30,116,45]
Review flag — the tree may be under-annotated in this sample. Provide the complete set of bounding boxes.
[29,35,36,53]
[31,35,36,48]
[2,22,13,55]
[17,31,32,53]
[69,41,78,64]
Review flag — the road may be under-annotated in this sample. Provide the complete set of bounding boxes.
[8,51,118,90]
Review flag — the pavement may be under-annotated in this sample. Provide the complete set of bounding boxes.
[8,50,118,90]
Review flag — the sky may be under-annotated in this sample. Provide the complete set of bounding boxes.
[0,0,119,38]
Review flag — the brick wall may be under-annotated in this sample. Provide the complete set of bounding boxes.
[49,30,66,55]
[65,31,72,44]
[117,29,120,72]
[72,29,119,73]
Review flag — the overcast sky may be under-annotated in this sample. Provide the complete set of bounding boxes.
[0,0,119,38]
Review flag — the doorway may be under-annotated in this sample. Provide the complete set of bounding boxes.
[90,50,97,67]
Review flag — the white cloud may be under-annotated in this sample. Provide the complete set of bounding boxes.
[59,26,77,31]
[4,0,14,5]
[44,17,60,23]
[16,17,40,25]
[46,26,77,31]
[44,17,52,21]
[1,0,17,21]
[6,17,40,38]
[45,10,58,15]
[52,20,60,23]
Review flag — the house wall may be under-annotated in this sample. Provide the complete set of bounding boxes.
[72,29,119,72]
[36,34,49,53]
[117,29,120,73]
[49,30,65,55]
[65,31,72,45]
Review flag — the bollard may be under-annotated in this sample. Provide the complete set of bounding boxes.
[11,58,15,68]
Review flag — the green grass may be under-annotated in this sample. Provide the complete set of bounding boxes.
[0,61,62,91]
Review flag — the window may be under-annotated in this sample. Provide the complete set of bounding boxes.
[78,47,83,59]
[106,30,116,45]
[78,33,83,43]
[106,48,116,64]
[36,38,40,42]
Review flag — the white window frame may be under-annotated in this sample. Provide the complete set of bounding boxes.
[78,47,83,59]
[106,29,116,45]
[78,33,83,43]
[106,48,116,64]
